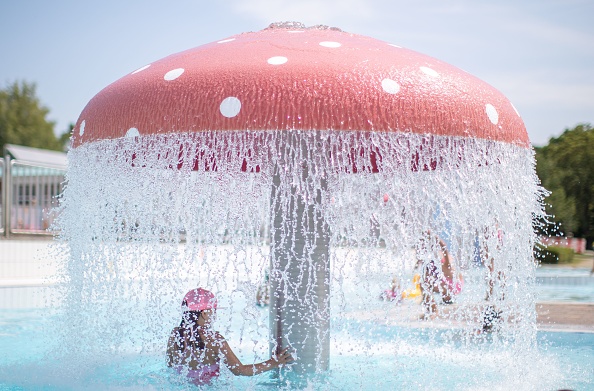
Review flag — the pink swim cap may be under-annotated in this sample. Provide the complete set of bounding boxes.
[182,288,217,311]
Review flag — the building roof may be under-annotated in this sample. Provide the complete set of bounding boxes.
[3,144,67,169]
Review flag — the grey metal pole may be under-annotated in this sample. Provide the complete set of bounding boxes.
[269,134,330,375]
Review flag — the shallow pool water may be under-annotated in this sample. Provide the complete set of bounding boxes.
[0,306,592,390]
[1,259,592,390]
[536,267,593,277]
[535,267,594,302]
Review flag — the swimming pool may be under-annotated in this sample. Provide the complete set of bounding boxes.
[1,251,593,390]
[1,304,592,390]
[535,267,594,302]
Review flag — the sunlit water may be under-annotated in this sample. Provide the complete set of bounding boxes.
[3,130,563,389]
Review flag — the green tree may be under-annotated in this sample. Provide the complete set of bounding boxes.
[535,146,577,234]
[0,80,64,151]
[58,123,74,151]
[536,123,594,247]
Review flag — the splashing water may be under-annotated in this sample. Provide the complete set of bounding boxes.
[18,128,564,389]
[3,21,592,389]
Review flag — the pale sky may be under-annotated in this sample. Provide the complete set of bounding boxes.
[1,0,592,146]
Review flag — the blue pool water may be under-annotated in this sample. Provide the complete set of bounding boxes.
[1,265,592,389]
[535,267,594,302]
[1,307,592,390]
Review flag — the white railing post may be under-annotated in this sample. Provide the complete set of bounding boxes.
[2,155,11,238]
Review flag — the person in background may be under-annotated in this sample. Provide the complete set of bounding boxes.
[418,232,464,319]
[380,276,402,302]
[167,288,293,385]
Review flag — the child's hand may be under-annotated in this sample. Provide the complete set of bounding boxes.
[274,347,294,366]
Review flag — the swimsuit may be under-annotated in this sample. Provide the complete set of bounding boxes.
[173,327,220,385]
[424,258,463,295]
[175,363,220,385]
[439,256,463,294]
[442,276,463,295]
[424,260,440,280]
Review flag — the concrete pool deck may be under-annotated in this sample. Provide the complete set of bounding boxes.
[537,302,594,333]
[343,301,594,333]
[536,251,594,332]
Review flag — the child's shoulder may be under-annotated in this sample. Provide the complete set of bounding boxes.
[203,330,226,342]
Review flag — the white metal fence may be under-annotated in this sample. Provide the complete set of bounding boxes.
[1,157,66,236]
[1,156,66,308]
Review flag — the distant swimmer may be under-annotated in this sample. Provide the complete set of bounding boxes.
[380,276,402,302]
[380,274,421,302]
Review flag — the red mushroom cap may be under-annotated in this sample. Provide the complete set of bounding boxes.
[71,23,528,148]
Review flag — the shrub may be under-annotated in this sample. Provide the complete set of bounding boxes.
[538,245,575,264]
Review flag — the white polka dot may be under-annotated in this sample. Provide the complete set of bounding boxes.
[217,38,235,43]
[220,97,241,118]
[388,43,402,48]
[126,127,140,138]
[420,67,439,77]
[79,120,85,136]
[319,41,341,48]
[132,64,150,74]
[381,78,400,94]
[164,68,184,81]
[485,104,499,125]
[267,56,288,65]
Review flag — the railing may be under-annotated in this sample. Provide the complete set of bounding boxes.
[1,158,66,237]
[0,158,4,235]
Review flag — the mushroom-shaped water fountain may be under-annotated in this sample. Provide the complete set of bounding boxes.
[57,22,546,387]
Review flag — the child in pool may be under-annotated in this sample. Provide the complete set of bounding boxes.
[167,288,293,385]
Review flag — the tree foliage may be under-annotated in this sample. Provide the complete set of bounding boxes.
[0,80,65,151]
[535,123,594,245]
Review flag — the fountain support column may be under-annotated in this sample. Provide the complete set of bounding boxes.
[269,140,330,374]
